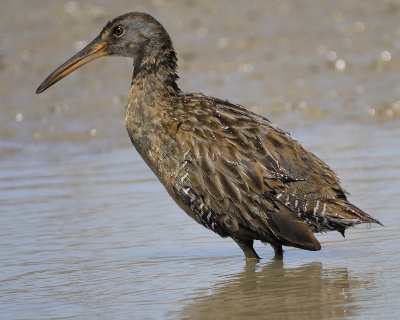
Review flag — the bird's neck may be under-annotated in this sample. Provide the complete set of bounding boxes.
[125,45,181,175]
[131,43,180,96]
[126,45,180,135]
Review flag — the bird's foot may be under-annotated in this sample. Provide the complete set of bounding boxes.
[245,256,261,263]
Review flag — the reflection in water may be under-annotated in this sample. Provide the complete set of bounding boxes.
[181,261,365,320]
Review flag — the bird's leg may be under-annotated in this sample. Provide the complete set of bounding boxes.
[233,238,261,260]
[271,243,283,259]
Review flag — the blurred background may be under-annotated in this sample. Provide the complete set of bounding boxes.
[1,0,399,319]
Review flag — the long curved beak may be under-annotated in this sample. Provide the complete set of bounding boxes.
[36,40,109,94]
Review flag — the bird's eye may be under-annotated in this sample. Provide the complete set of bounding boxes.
[113,25,124,37]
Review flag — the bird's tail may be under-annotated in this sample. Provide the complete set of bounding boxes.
[324,199,382,224]
[319,199,383,236]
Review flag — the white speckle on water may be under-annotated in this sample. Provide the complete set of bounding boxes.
[335,59,346,71]
[380,50,391,62]
[15,113,23,122]
[392,101,400,110]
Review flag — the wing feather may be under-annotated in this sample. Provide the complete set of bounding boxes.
[174,94,375,248]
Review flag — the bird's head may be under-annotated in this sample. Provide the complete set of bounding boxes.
[36,12,169,94]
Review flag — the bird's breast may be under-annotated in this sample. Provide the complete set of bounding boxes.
[125,96,188,186]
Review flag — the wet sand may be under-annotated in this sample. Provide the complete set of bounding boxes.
[1,0,400,319]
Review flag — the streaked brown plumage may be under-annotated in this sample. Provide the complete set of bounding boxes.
[36,12,382,259]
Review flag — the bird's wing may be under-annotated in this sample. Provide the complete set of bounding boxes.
[174,95,329,249]
[174,94,380,248]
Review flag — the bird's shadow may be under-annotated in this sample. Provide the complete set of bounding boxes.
[178,259,368,320]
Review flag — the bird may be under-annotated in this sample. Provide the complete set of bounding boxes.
[36,12,382,260]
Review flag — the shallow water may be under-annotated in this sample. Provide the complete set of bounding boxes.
[1,0,400,319]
